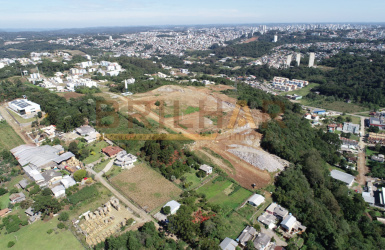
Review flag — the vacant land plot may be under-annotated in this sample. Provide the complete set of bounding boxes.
[301,99,369,113]
[197,177,252,215]
[0,122,24,151]
[111,163,182,212]
[57,92,84,100]
[0,217,83,250]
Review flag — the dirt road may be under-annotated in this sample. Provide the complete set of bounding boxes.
[86,167,153,225]
[356,116,368,187]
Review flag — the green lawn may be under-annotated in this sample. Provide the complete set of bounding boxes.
[0,122,24,151]
[280,82,320,97]
[82,141,109,164]
[366,147,378,157]
[224,211,252,239]
[0,193,10,209]
[301,99,369,113]
[8,109,38,123]
[197,177,252,215]
[93,160,110,173]
[182,171,204,190]
[0,217,83,250]
[5,175,24,190]
[341,115,361,125]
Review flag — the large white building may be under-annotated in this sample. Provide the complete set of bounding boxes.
[309,52,315,67]
[8,99,41,115]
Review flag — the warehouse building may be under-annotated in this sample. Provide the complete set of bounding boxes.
[8,99,41,115]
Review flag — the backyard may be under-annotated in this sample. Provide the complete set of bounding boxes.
[0,217,83,250]
[197,176,252,215]
[82,141,109,164]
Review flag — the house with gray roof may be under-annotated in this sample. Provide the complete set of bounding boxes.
[23,165,45,184]
[253,233,271,250]
[18,179,29,189]
[238,226,257,247]
[247,194,265,207]
[75,125,96,136]
[281,214,297,232]
[42,170,62,186]
[219,237,238,250]
[330,170,355,187]
[9,192,26,204]
[265,203,289,220]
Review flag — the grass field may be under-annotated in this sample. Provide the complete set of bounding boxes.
[224,211,252,239]
[93,160,110,173]
[0,193,10,209]
[82,141,109,164]
[183,171,205,190]
[301,99,369,113]
[110,163,182,212]
[197,177,252,215]
[8,109,37,123]
[0,217,83,250]
[279,82,320,97]
[0,122,24,151]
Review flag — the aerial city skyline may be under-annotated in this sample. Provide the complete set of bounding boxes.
[0,0,384,29]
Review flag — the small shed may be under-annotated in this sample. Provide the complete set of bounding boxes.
[247,193,265,207]
[163,200,181,215]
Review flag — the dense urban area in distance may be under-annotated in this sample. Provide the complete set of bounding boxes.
[1,22,385,250]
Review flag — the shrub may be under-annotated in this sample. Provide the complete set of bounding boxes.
[58,212,69,221]
[7,241,15,248]
[47,229,54,234]
[57,222,65,229]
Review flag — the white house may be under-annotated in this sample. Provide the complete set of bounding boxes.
[51,185,66,198]
[114,151,137,168]
[199,164,213,175]
[247,194,265,207]
[60,175,76,189]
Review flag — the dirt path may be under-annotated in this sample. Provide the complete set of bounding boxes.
[356,116,368,187]
[86,167,153,225]
[0,105,31,144]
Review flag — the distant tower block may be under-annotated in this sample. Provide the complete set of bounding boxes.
[296,53,301,66]
[273,35,278,43]
[309,52,315,68]
[286,55,292,68]
[124,80,128,92]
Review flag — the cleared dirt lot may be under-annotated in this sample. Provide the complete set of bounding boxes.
[109,85,286,189]
[110,163,182,212]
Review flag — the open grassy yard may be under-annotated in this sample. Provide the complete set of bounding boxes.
[93,160,110,173]
[182,171,206,190]
[197,177,252,215]
[82,141,109,164]
[0,193,10,209]
[0,122,24,151]
[0,217,83,250]
[301,99,369,113]
[224,211,252,239]
[110,163,182,212]
[8,109,37,123]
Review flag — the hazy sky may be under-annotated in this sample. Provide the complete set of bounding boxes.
[0,0,383,29]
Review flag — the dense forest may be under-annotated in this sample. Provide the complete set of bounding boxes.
[259,111,385,249]
[314,52,385,106]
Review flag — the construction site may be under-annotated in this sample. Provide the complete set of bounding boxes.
[107,84,289,189]
[76,197,134,246]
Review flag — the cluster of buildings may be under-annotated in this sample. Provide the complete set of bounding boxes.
[220,198,306,250]
[10,144,79,199]
[272,77,309,92]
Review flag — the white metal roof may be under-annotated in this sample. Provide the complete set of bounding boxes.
[330,170,355,186]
